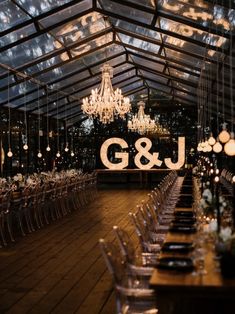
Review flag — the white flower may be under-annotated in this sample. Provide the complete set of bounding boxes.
[220,227,232,242]
[208,219,218,232]
[202,188,212,202]
[13,175,19,181]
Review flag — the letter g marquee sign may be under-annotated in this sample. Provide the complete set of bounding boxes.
[100,137,185,170]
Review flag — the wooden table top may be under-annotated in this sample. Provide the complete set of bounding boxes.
[150,209,235,293]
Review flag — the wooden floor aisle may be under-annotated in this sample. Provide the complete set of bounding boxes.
[0,188,149,314]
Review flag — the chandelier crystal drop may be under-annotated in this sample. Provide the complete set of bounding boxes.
[82,63,131,124]
[127,101,155,135]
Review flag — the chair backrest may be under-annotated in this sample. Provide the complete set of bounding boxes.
[129,212,152,247]
[99,238,125,284]
[113,226,135,263]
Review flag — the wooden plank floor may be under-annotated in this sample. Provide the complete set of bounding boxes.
[0,188,150,314]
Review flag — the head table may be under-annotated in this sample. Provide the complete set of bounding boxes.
[149,207,235,314]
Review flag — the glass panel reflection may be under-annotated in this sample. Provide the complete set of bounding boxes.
[0,0,29,32]
[99,0,153,24]
[118,33,160,54]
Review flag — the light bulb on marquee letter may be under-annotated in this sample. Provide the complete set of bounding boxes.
[100,138,129,170]
[164,137,185,170]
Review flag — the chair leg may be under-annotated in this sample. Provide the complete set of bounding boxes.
[6,213,15,242]
[0,217,7,246]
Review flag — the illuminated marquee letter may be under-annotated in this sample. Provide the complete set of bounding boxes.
[134,137,162,170]
[164,137,185,170]
[100,137,129,170]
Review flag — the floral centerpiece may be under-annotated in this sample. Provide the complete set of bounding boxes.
[216,226,235,278]
[199,188,228,219]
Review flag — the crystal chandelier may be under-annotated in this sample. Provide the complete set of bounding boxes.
[82,63,131,124]
[127,101,155,135]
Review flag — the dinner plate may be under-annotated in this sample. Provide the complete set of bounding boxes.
[162,241,194,253]
[172,217,196,225]
[156,257,194,272]
[169,225,197,233]
[174,211,194,217]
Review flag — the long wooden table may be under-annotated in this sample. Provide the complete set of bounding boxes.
[149,208,235,314]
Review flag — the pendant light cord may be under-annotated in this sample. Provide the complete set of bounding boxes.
[7,70,11,149]
[229,0,234,132]
[37,85,40,152]
[57,92,59,152]
[46,88,49,146]
[24,79,28,145]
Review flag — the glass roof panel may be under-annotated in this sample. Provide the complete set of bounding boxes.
[57,105,81,119]
[82,44,125,65]
[168,67,198,83]
[126,48,164,63]
[131,55,165,72]
[0,24,36,46]
[139,70,168,85]
[166,60,200,75]
[159,17,228,48]
[111,17,161,41]
[124,0,155,9]
[1,33,57,68]
[174,90,196,101]
[145,80,171,93]
[38,59,86,82]
[0,80,42,104]
[0,0,30,32]
[112,69,136,84]
[118,33,160,54]
[113,77,140,89]
[163,47,204,68]
[120,81,144,94]
[39,0,92,27]
[0,73,15,89]
[16,0,74,16]
[69,32,113,58]
[157,0,235,32]
[98,0,153,24]
[54,70,91,89]
[173,82,197,95]
[128,88,148,101]
[63,76,100,93]
[90,54,126,74]
[52,12,106,48]
[112,63,134,75]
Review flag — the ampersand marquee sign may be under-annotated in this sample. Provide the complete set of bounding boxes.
[100,137,185,170]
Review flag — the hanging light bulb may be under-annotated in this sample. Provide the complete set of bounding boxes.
[71,151,75,157]
[224,132,235,156]
[46,145,51,152]
[64,146,69,152]
[37,151,42,158]
[215,169,219,175]
[56,151,61,158]
[214,176,220,183]
[208,134,216,146]
[7,148,13,158]
[201,141,206,148]
[213,140,223,153]
[207,145,212,152]
[23,144,28,150]
[219,123,230,143]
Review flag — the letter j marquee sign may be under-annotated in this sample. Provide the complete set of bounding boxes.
[100,137,185,170]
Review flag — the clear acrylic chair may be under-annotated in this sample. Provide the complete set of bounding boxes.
[99,238,158,314]
[113,226,158,275]
[128,212,163,253]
